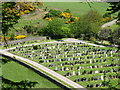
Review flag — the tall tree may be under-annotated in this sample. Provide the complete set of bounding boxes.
[2,2,43,47]
[107,2,120,20]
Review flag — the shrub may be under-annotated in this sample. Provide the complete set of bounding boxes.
[10,33,15,40]
[33,45,38,50]
[43,18,69,39]
[14,35,26,39]
[98,29,112,41]
[43,9,61,19]
[64,9,71,13]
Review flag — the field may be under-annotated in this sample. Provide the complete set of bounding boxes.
[8,41,119,88]
[44,2,109,16]
[2,57,60,88]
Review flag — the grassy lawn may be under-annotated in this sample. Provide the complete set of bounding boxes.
[2,57,60,88]
[44,2,109,16]
[105,23,119,30]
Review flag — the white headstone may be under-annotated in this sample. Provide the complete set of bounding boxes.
[95,70,99,73]
[72,71,75,75]
[101,75,104,80]
[90,59,92,64]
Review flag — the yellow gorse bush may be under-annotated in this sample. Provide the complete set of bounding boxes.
[101,17,112,22]
[14,35,27,39]
[0,36,11,42]
[60,12,72,19]
[45,17,52,21]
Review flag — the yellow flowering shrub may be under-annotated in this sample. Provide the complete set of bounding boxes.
[45,17,53,21]
[101,17,112,22]
[0,36,11,42]
[14,35,27,39]
[60,12,72,19]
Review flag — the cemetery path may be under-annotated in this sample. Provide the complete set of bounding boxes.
[0,49,87,89]
[101,19,118,28]
[63,38,105,47]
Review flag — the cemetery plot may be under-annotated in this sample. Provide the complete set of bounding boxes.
[9,42,120,88]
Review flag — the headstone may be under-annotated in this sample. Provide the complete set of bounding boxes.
[95,70,99,73]
[90,59,92,64]
[101,75,104,80]
[72,71,75,75]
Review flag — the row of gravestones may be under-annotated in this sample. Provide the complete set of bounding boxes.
[62,68,118,77]
[11,45,117,61]
[45,58,119,67]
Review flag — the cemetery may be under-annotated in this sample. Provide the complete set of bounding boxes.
[8,41,120,88]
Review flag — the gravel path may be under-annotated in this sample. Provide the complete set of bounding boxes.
[101,19,118,28]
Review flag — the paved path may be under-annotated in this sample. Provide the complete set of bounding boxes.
[0,49,86,89]
[63,38,105,47]
[101,19,118,28]
[0,37,46,46]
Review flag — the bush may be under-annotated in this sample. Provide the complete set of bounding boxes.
[43,18,69,39]
[64,9,71,13]
[33,45,38,50]
[43,9,61,19]
[89,36,95,42]
[10,33,15,40]
[98,29,112,41]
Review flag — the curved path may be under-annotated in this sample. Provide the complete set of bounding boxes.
[101,19,118,28]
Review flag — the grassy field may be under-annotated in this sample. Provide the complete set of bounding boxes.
[44,2,109,16]
[2,57,60,88]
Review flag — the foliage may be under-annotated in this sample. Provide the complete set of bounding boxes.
[60,12,72,19]
[10,33,15,40]
[2,2,44,46]
[2,76,38,89]
[64,9,71,13]
[83,10,102,23]
[14,35,26,39]
[33,45,38,50]
[107,2,120,20]
[69,15,100,39]
[0,36,11,42]
[43,9,61,19]
[43,18,68,39]
[98,29,112,41]
[101,17,112,22]
[111,28,120,46]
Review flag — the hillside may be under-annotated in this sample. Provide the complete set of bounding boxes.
[44,2,109,16]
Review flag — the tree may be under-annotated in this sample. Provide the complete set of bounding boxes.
[98,28,112,43]
[107,2,120,20]
[112,28,120,49]
[83,10,102,23]
[2,2,43,47]
[2,2,20,47]
[43,18,67,39]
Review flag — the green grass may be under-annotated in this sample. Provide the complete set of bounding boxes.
[44,2,109,16]
[2,57,60,88]
[105,23,119,30]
